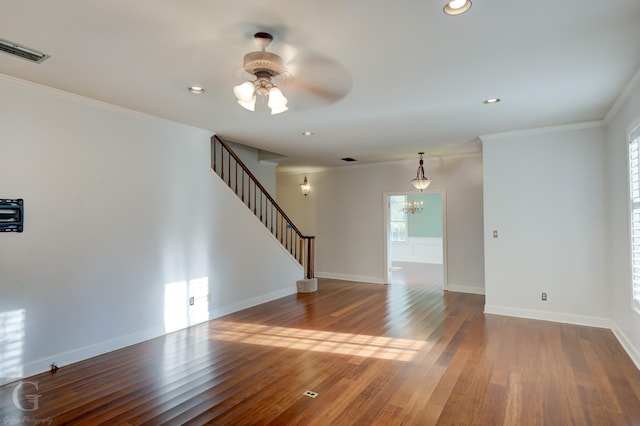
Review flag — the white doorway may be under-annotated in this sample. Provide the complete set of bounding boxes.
[383,192,447,288]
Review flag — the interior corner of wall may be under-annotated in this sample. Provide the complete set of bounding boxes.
[611,320,640,371]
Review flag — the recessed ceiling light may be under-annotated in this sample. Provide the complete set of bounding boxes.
[444,0,472,15]
[484,98,501,104]
[188,86,205,94]
[302,131,314,136]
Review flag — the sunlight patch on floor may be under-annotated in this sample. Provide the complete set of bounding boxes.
[210,321,427,361]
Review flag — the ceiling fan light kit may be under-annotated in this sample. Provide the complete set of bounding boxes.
[233,81,255,100]
[234,32,291,115]
[267,87,288,115]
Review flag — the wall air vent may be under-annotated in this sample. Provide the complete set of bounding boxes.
[0,199,23,232]
[0,38,50,63]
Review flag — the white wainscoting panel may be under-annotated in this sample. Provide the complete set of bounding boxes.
[392,237,443,264]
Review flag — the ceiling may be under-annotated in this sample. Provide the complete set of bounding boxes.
[1,1,639,172]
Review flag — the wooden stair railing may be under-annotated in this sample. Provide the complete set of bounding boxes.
[211,135,315,279]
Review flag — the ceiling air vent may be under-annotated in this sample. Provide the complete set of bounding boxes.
[0,38,50,63]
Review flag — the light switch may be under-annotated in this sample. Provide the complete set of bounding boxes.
[493,230,498,238]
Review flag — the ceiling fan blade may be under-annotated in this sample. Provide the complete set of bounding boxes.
[283,53,352,108]
[288,80,348,103]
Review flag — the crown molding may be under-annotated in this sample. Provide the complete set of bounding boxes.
[0,73,212,134]
[480,120,605,143]
[605,66,640,125]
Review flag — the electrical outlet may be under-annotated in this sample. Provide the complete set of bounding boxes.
[541,292,547,301]
[189,297,194,306]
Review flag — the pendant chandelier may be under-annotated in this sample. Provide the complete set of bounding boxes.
[410,152,431,192]
[403,200,424,215]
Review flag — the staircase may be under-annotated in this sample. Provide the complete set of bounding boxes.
[211,135,315,279]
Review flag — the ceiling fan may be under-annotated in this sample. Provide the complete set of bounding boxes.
[233,31,351,115]
[233,32,292,114]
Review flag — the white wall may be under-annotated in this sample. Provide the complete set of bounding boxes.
[0,75,302,384]
[482,124,610,327]
[276,153,485,292]
[225,140,278,198]
[606,71,640,368]
[274,173,317,237]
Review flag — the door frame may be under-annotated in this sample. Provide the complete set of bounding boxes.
[382,190,448,289]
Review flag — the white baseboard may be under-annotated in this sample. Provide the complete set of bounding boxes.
[484,304,612,329]
[447,284,485,295]
[209,286,297,319]
[611,321,640,370]
[2,286,298,387]
[484,306,640,371]
[315,272,385,284]
[12,326,166,386]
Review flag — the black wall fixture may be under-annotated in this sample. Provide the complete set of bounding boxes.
[0,199,24,232]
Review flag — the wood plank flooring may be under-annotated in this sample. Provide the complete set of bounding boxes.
[2,278,640,425]
[389,261,443,287]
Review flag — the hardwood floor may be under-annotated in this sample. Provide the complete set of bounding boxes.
[389,261,443,287]
[2,278,640,425]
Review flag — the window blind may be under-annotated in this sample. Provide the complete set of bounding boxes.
[629,127,640,313]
